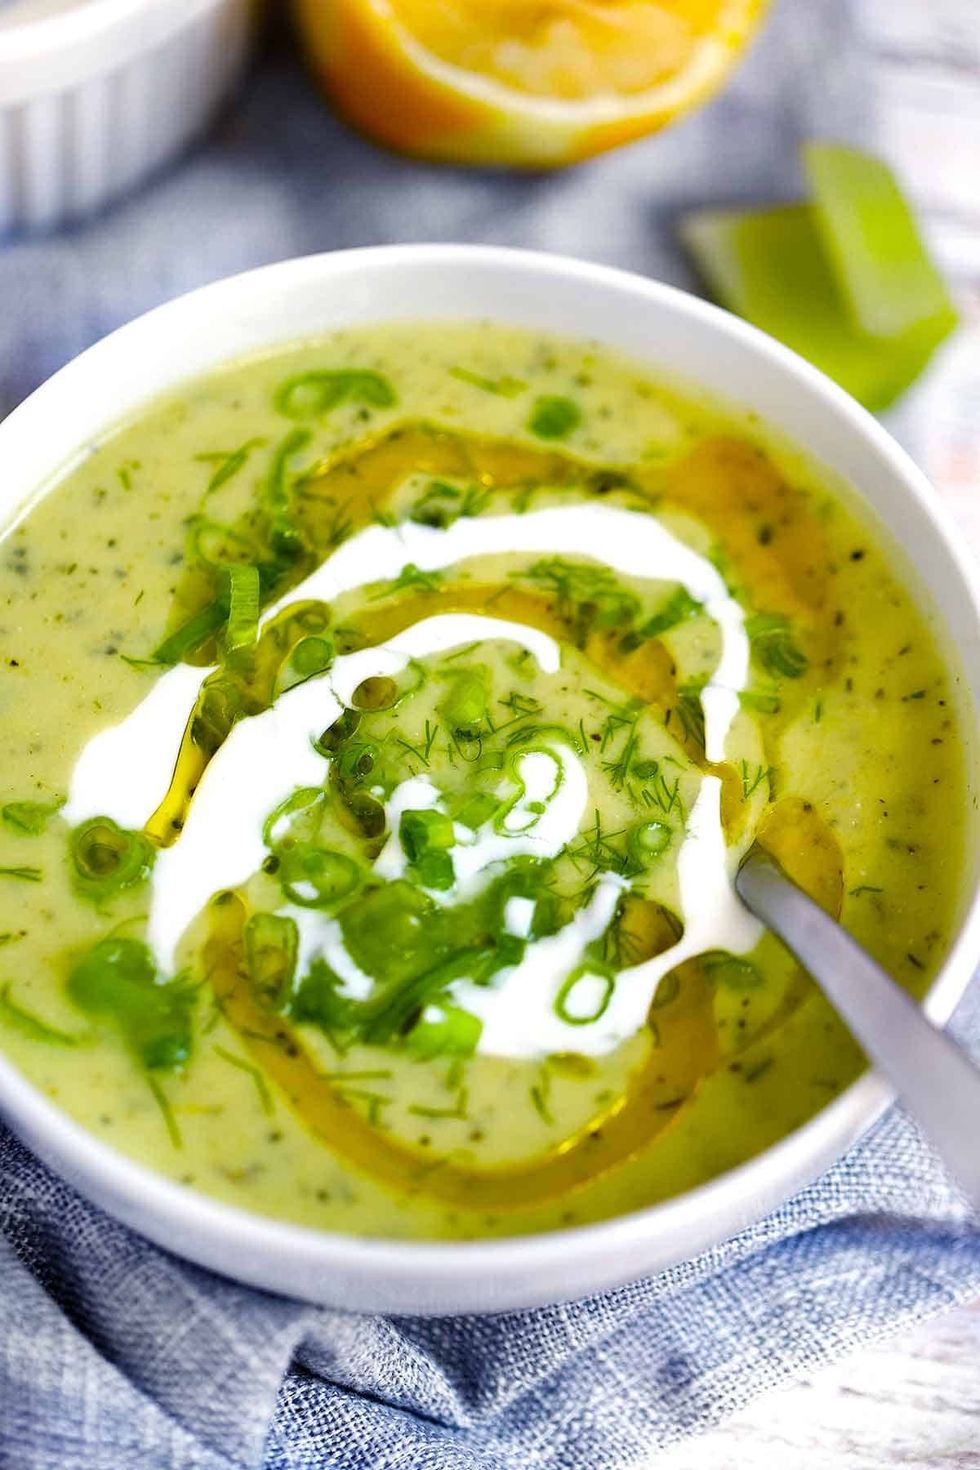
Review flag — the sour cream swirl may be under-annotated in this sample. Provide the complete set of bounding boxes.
[64,504,763,1057]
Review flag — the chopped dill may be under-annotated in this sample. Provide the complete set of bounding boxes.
[530,1067,553,1124]
[147,1076,182,1148]
[450,366,526,398]
[670,680,706,751]
[0,983,82,1046]
[642,772,683,817]
[598,710,661,795]
[519,559,638,643]
[395,720,439,768]
[496,691,543,730]
[631,586,703,644]
[409,479,490,528]
[194,438,265,496]
[409,1087,468,1121]
[849,884,884,897]
[316,498,355,552]
[443,641,481,663]
[0,866,42,882]
[214,1044,274,1116]
[332,1085,393,1122]
[567,811,631,883]
[372,563,444,599]
[739,761,773,801]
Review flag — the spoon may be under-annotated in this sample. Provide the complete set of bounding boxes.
[735,845,980,1211]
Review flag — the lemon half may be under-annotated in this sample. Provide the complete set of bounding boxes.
[294,0,770,168]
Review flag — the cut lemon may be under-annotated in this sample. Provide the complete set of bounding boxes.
[293,0,769,167]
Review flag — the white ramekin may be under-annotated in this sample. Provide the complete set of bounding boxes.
[0,246,977,1316]
[0,0,255,232]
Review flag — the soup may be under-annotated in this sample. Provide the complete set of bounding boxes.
[0,324,968,1240]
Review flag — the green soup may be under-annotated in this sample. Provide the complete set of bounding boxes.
[0,323,969,1240]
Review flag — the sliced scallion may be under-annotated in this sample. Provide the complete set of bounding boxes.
[405,1003,482,1059]
[274,369,395,421]
[554,966,615,1026]
[528,395,582,440]
[629,820,672,862]
[151,598,228,666]
[278,845,360,908]
[225,563,260,654]
[244,911,299,1010]
[262,787,327,851]
[69,817,155,904]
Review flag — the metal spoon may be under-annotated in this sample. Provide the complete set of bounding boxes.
[735,845,980,1210]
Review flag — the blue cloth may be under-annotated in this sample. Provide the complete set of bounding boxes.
[2,4,979,1466]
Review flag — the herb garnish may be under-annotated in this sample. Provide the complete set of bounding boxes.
[528,395,582,440]
[68,936,195,1071]
[371,563,444,599]
[0,983,82,1046]
[194,438,265,496]
[746,612,808,679]
[214,1043,274,1115]
[69,817,154,905]
[1,796,65,835]
[274,369,395,420]
[739,761,773,800]
[628,586,703,645]
[450,366,526,398]
[408,479,490,528]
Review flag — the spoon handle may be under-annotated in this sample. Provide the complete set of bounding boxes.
[736,848,980,1211]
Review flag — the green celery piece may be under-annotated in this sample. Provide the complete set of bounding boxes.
[802,142,958,340]
[681,203,955,412]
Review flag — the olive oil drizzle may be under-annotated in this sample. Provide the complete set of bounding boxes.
[133,418,847,1203]
[205,892,719,1211]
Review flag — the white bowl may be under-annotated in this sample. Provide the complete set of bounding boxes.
[0,0,255,232]
[0,245,977,1315]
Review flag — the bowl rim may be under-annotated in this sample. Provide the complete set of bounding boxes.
[0,241,977,1310]
[0,0,237,103]
[0,0,215,46]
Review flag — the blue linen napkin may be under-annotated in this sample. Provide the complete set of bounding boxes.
[2,4,979,1466]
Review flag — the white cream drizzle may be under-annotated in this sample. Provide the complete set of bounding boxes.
[64,503,762,1057]
[262,505,748,763]
[143,615,560,971]
[372,746,587,903]
[463,775,760,1059]
[62,662,210,830]
[452,874,629,1056]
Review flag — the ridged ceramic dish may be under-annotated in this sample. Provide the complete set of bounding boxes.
[0,0,255,232]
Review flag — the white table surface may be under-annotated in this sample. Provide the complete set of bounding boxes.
[658,2,980,1465]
